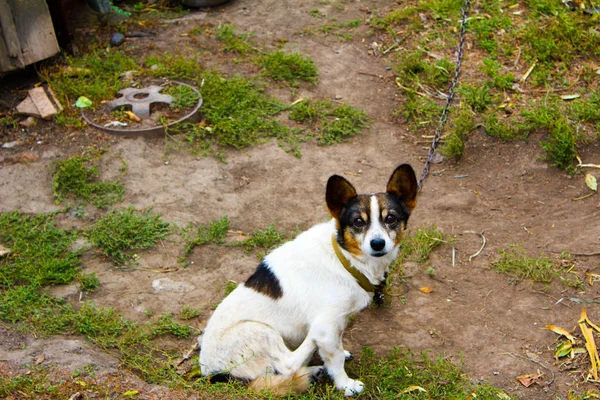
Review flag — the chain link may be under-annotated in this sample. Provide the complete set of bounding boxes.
[417,0,471,191]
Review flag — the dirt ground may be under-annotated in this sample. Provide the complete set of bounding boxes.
[1,0,600,398]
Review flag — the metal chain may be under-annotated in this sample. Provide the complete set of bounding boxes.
[417,0,471,191]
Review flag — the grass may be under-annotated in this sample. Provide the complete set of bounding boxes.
[215,24,256,55]
[163,84,201,111]
[236,222,285,253]
[490,245,557,284]
[440,106,475,159]
[183,217,285,257]
[86,207,171,266]
[256,51,319,87]
[183,216,230,256]
[41,50,138,108]
[289,99,370,145]
[179,305,201,320]
[398,226,445,265]
[52,154,124,209]
[371,0,599,173]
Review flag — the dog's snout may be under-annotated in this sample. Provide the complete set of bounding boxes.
[370,238,386,251]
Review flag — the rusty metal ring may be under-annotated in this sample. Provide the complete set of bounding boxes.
[81,81,202,138]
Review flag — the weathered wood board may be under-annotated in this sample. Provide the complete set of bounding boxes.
[0,0,60,73]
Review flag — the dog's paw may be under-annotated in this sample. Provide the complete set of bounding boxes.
[344,350,354,361]
[343,379,364,396]
[307,366,325,382]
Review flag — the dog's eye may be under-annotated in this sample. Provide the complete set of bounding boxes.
[353,217,366,228]
[384,214,397,225]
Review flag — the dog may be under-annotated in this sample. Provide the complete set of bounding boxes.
[199,164,418,396]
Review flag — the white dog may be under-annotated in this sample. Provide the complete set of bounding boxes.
[199,164,418,396]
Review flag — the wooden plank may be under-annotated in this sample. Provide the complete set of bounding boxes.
[29,87,59,119]
[0,0,26,72]
[7,0,59,66]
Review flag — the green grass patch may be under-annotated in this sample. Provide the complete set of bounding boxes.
[41,50,138,107]
[215,24,256,55]
[440,106,475,159]
[490,245,557,284]
[183,216,230,256]
[0,212,80,289]
[236,222,285,253]
[163,84,201,111]
[256,51,318,87]
[398,226,445,264]
[458,84,493,113]
[344,347,509,399]
[522,100,578,172]
[86,208,171,266]
[179,305,201,320]
[290,99,370,145]
[52,154,124,209]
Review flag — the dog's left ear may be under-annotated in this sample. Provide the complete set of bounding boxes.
[326,175,358,220]
[386,164,418,211]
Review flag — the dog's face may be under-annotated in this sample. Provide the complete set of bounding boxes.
[326,164,418,258]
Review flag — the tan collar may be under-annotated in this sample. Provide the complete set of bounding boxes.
[331,235,376,293]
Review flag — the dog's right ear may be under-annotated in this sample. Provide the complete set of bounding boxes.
[326,175,357,220]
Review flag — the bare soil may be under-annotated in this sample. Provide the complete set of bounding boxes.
[1,0,600,398]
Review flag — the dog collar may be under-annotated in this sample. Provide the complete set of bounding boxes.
[331,235,377,293]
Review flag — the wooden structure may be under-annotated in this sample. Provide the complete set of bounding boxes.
[0,0,60,73]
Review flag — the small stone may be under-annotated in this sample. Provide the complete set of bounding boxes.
[431,152,444,164]
[110,32,126,47]
[150,64,159,71]
[152,278,195,293]
[2,140,22,149]
[19,116,37,128]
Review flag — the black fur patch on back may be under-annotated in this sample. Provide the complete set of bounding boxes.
[245,261,283,300]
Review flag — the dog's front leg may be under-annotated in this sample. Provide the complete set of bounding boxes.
[312,324,364,396]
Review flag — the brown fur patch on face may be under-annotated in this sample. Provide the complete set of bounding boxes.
[342,228,363,256]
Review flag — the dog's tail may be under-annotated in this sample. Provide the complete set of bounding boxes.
[248,367,311,397]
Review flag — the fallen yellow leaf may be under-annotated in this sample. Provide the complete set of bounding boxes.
[545,324,576,343]
[419,286,433,293]
[579,308,600,381]
[400,385,427,394]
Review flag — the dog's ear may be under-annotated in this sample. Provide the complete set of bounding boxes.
[386,164,418,211]
[326,175,358,220]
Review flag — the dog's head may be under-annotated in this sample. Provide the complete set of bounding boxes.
[326,164,418,259]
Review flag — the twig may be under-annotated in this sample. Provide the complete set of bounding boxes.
[573,192,596,201]
[520,60,537,83]
[452,247,456,267]
[358,71,381,78]
[382,42,399,54]
[462,231,486,261]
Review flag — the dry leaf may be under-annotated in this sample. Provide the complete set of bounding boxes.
[0,244,9,258]
[516,373,543,387]
[561,94,581,101]
[35,353,45,365]
[419,286,433,293]
[585,174,598,192]
[68,393,82,400]
[125,111,142,122]
[545,324,576,342]
[579,308,600,380]
[400,385,427,394]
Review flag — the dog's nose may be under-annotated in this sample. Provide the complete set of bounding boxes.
[370,238,386,251]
